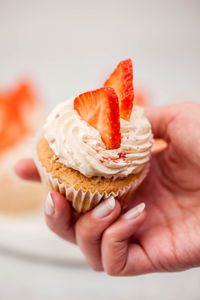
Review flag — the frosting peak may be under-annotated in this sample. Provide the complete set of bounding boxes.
[44,98,153,179]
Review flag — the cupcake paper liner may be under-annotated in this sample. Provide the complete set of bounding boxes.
[33,130,150,213]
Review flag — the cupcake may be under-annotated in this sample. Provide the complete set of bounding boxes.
[34,59,153,213]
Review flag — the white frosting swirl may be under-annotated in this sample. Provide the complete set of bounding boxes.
[44,98,153,179]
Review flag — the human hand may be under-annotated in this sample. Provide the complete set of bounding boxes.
[15,102,200,276]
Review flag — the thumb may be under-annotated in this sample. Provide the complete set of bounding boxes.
[14,158,41,181]
[144,105,176,141]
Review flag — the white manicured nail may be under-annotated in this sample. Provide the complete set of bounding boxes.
[93,197,115,219]
[123,203,145,219]
[45,192,55,216]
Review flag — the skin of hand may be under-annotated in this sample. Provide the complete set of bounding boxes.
[15,101,200,276]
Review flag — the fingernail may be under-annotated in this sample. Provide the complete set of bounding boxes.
[123,203,145,219]
[45,192,55,216]
[93,196,115,219]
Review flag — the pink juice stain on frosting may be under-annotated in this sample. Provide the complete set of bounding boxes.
[100,152,128,164]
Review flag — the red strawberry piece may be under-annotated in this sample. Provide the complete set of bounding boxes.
[74,87,121,149]
[104,58,134,121]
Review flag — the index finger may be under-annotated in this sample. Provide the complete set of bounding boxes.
[144,105,176,141]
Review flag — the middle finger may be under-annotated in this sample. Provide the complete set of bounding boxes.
[75,197,121,271]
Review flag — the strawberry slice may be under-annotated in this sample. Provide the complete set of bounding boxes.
[74,87,121,149]
[104,58,134,121]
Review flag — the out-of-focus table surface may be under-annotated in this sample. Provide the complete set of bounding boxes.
[0,0,200,299]
[0,251,200,300]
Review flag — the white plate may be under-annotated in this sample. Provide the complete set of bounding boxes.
[0,211,85,265]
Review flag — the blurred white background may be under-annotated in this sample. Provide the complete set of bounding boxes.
[1,0,200,107]
[0,0,200,299]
